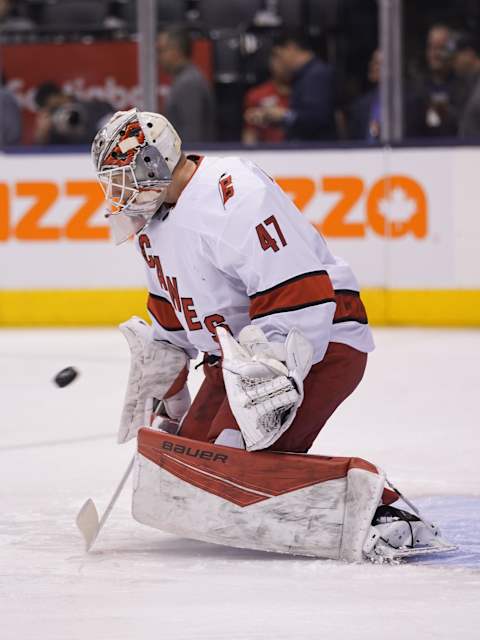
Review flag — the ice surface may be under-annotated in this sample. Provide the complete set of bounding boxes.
[1,328,479,639]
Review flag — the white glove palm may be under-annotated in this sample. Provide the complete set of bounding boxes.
[217,325,313,451]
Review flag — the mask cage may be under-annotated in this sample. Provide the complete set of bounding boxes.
[97,165,140,214]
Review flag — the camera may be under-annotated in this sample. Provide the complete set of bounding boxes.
[50,102,89,142]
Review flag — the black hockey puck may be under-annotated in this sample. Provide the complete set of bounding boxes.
[53,366,79,388]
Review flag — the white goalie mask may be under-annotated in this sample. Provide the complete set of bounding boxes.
[91,108,182,244]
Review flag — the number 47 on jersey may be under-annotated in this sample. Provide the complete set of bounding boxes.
[256,215,287,253]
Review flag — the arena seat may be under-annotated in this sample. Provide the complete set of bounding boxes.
[275,0,305,28]
[198,0,263,30]
[307,0,340,31]
[115,0,187,31]
[211,30,243,83]
[38,0,109,29]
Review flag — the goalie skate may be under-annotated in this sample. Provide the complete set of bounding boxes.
[363,505,457,561]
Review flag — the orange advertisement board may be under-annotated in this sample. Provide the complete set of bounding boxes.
[0,147,457,290]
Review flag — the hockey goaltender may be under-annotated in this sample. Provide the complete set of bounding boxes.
[86,108,454,562]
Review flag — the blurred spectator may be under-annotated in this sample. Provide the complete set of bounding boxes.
[33,82,113,145]
[242,52,291,145]
[453,34,480,137]
[453,34,480,82]
[0,0,33,32]
[346,49,381,142]
[157,26,216,143]
[0,73,21,145]
[255,30,336,141]
[406,24,461,138]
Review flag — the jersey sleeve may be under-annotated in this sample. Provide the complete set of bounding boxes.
[211,168,337,363]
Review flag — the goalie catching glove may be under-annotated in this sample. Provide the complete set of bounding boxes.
[217,325,313,451]
[118,316,190,443]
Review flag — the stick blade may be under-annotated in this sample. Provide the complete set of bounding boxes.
[76,498,99,551]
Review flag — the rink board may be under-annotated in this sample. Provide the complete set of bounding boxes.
[1,146,480,326]
[2,287,480,327]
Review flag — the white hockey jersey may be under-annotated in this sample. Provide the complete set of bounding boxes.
[136,155,374,364]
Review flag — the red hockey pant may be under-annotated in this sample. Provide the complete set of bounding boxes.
[179,342,368,453]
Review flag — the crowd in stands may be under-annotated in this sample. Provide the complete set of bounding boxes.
[404,25,480,139]
[2,1,480,145]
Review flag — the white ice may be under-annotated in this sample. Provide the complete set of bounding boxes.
[1,327,479,640]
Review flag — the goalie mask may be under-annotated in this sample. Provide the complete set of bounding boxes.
[91,108,182,244]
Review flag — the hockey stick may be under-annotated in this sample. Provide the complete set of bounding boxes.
[75,400,170,551]
[76,454,135,552]
[385,477,432,523]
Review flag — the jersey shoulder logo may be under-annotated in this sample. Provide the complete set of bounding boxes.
[218,173,235,207]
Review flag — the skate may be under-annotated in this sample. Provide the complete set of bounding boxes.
[364,505,457,561]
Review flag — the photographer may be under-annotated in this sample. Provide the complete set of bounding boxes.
[406,24,463,138]
[33,82,113,145]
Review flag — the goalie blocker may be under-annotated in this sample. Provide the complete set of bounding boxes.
[133,429,387,561]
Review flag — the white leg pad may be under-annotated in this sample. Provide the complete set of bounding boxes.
[132,431,384,561]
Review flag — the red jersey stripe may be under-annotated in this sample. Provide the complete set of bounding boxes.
[333,291,368,325]
[249,271,335,320]
[147,293,184,331]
